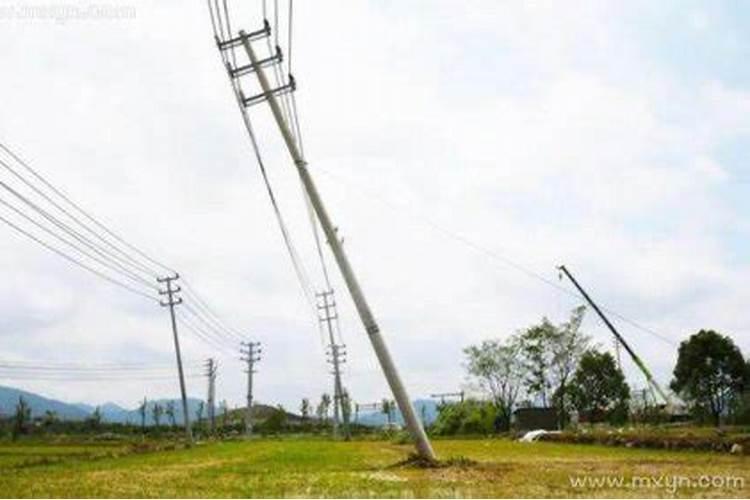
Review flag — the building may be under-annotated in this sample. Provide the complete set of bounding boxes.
[513,407,558,431]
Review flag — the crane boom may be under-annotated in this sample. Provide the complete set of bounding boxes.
[558,265,670,405]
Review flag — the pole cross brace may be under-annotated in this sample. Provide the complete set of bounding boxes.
[240,76,296,108]
[228,46,283,79]
[217,20,270,51]
[159,297,182,307]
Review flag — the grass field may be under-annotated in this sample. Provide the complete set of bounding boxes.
[0,436,747,498]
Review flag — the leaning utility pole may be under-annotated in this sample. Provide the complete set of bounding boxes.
[318,289,351,439]
[158,273,192,444]
[232,28,436,462]
[240,341,261,436]
[558,265,670,405]
[204,358,218,433]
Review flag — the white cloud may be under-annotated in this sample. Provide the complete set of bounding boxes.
[0,0,747,410]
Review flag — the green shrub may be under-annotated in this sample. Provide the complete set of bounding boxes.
[431,400,498,436]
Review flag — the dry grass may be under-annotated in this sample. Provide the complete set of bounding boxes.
[0,437,747,497]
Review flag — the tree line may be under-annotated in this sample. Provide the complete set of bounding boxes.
[454,306,750,433]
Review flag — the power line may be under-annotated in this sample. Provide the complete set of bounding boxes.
[0,144,170,277]
[0,160,158,285]
[0,141,250,344]
[0,185,158,292]
[183,302,243,347]
[207,9,318,313]
[0,211,159,302]
[178,309,237,355]
[287,0,294,77]
[0,361,203,372]
[181,279,247,342]
[0,372,203,382]
[316,167,678,348]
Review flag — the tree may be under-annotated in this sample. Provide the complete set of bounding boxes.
[152,403,163,428]
[340,390,352,428]
[518,307,590,416]
[381,399,395,425]
[518,320,556,406]
[300,398,311,421]
[569,350,630,423]
[165,401,176,427]
[464,336,524,431]
[43,410,58,428]
[12,396,31,440]
[317,393,331,422]
[195,401,205,426]
[432,400,498,436]
[220,400,230,428]
[548,306,590,427]
[87,406,102,430]
[262,405,287,433]
[138,398,148,431]
[671,330,745,426]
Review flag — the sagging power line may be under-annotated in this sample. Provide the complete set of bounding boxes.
[0,141,252,365]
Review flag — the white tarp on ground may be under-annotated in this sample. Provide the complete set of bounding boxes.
[519,429,560,442]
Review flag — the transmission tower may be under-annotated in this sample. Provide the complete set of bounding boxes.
[158,273,192,444]
[240,341,261,436]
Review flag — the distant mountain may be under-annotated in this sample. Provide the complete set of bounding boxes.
[0,385,90,420]
[97,398,205,425]
[356,399,440,427]
[0,385,205,425]
[72,403,96,414]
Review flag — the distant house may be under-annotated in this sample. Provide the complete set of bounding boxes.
[513,407,558,431]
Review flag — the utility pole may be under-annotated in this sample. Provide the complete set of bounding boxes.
[232,28,436,462]
[558,265,670,406]
[158,273,192,444]
[204,358,218,434]
[240,341,261,436]
[317,289,351,439]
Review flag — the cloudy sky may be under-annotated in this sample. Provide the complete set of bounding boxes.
[0,0,748,412]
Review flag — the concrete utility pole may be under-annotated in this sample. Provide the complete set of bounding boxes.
[235,30,436,462]
[240,341,261,436]
[204,358,218,433]
[317,289,351,440]
[158,273,192,444]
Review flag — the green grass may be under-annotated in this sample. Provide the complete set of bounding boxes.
[0,436,747,498]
